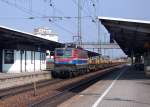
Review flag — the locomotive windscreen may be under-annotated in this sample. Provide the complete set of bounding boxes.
[56,49,64,56]
[65,49,72,56]
[55,48,72,57]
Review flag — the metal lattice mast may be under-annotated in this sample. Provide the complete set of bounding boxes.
[98,20,101,55]
[77,0,82,47]
[97,0,101,55]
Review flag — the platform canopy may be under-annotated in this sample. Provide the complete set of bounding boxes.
[87,50,100,57]
[99,17,150,57]
[0,26,64,51]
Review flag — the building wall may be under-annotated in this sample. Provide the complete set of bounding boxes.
[35,34,58,42]
[34,27,59,42]
[2,49,46,73]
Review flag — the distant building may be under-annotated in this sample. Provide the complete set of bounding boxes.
[34,27,59,42]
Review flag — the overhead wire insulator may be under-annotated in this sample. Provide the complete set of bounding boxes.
[49,18,52,22]
[49,0,53,6]
[92,19,95,23]
[50,3,53,6]
[28,17,35,19]
[92,3,95,7]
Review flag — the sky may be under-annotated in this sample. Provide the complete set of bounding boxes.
[0,0,149,58]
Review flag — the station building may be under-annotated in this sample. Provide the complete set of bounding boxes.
[0,26,63,73]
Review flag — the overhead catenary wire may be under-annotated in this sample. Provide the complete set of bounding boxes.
[0,0,80,37]
[45,0,97,44]
[0,0,98,26]
[71,0,95,45]
[44,0,77,26]
[0,0,33,15]
[44,0,81,39]
[0,0,100,46]
[50,21,75,36]
[91,0,101,54]
[0,16,92,20]
[0,0,92,25]
[0,0,46,16]
[72,0,95,20]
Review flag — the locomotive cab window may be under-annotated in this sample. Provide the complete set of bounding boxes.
[4,50,14,64]
[56,49,64,56]
[65,49,72,57]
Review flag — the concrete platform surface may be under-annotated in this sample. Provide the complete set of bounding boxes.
[58,66,150,107]
[0,71,50,79]
[0,71,51,89]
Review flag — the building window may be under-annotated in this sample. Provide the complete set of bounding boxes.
[41,52,46,64]
[4,50,14,64]
[43,53,46,63]
[31,51,34,64]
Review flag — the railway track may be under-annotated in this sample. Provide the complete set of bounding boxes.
[29,65,124,107]
[0,79,62,99]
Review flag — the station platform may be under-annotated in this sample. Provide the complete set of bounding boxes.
[59,65,150,107]
[0,71,51,90]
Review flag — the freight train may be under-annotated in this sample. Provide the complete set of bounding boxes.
[51,46,124,78]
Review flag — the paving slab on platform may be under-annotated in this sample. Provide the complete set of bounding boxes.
[59,66,150,107]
